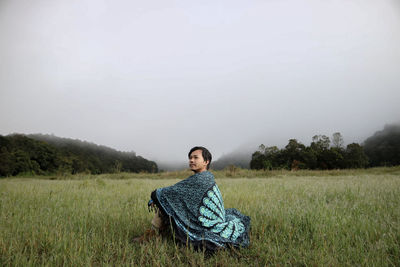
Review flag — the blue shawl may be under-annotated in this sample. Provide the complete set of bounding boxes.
[150,171,250,250]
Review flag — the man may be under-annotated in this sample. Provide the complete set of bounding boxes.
[136,146,251,251]
[188,147,211,173]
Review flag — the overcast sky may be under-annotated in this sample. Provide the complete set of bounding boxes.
[1,0,400,163]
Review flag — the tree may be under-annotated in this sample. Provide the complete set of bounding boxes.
[332,132,344,149]
[311,135,330,150]
[325,147,345,169]
[264,146,284,169]
[250,151,266,170]
[310,135,331,169]
[0,148,16,176]
[345,143,368,168]
[282,139,306,170]
[302,146,318,169]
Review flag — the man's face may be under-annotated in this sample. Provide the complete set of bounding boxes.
[189,149,209,173]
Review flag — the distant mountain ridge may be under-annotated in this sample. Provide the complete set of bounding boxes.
[29,134,132,155]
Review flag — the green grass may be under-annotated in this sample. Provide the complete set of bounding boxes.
[1,169,400,266]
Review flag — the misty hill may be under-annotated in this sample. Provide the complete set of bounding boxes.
[0,134,157,177]
[212,148,253,170]
[155,160,188,172]
[364,123,400,167]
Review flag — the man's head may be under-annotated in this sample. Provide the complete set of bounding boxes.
[188,146,212,173]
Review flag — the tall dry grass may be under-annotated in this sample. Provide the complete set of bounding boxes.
[1,169,399,266]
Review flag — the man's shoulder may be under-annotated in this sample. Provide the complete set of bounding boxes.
[196,170,213,176]
[183,170,214,182]
[196,171,215,182]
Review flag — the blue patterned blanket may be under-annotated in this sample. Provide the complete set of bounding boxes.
[150,171,250,250]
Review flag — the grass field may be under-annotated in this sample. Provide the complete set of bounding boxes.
[1,168,400,266]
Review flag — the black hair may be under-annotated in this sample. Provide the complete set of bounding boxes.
[188,146,212,170]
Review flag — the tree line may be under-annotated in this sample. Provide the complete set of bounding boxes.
[250,124,400,170]
[0,134,158,177]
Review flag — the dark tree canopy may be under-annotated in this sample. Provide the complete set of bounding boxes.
[250,133,369,170]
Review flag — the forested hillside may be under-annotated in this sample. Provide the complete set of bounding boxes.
[364,124,400,167]
[0,134,157,177]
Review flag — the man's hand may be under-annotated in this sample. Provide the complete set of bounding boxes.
[148,199,156,212]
